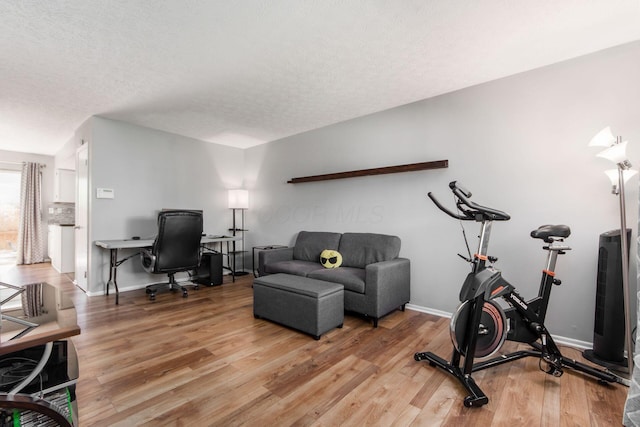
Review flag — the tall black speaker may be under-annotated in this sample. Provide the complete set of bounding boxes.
[583,228,631,370]
[194,251,223,286]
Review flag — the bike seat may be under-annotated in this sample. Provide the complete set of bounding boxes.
[531,225,571,242]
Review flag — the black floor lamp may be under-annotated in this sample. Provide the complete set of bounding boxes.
[228,189,249,276]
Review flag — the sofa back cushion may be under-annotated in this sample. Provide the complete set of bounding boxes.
[339,232,401,268]
[293,231,342,262]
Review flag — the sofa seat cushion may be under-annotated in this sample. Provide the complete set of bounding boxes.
[264,260,325,277]
[308,267,366,294]
[339,233,401,268]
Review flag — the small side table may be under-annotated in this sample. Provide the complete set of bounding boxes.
[252,245,287,277]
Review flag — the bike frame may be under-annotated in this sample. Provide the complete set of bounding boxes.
[467,218,565,370]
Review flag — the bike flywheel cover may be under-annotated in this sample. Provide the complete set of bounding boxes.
[450,299,507,359]
[450,300,471,355]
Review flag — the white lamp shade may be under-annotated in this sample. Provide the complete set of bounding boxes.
[604,169,638,186]
[596,140,629,164]
[228,189,249,209]
[589,126,616,147]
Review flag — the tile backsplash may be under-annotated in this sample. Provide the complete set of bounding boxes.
[48,203,75,225]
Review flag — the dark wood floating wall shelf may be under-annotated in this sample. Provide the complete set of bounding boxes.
[287,160,448,184]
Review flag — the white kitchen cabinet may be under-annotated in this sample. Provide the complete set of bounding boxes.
[54,169,75,203]
[49,225,75,273]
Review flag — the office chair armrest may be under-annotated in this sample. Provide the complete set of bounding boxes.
[140,248,156,273]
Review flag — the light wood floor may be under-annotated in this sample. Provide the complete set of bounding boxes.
[1,263,629,426]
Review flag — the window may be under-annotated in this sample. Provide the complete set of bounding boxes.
[0,169,21,310]
[0,169,20,266]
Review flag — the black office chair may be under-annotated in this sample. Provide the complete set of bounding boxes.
[141,210,203,301]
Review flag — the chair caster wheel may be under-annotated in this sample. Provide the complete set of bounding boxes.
[149,294,156,301]
[182,291,188,298]
[193,285,199,290]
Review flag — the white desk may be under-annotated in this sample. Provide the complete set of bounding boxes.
[95,235,241,304]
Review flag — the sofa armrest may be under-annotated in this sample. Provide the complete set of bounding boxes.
[365,258,411,315]
[258,247,294,276]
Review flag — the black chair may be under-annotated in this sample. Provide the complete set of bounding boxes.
[141,210,203,301]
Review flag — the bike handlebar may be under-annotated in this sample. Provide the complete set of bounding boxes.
[428,181,511,222]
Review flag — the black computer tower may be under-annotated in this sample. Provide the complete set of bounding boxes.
[583,229,630,368]
[194,251,223,286]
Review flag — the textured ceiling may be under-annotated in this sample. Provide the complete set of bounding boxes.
[1,1,640,155]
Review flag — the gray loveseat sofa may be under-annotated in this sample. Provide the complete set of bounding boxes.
[258,231,410,327]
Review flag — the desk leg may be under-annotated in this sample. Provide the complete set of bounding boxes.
[252,247,258,278]
[106,248,120,305]
[228,241,235,283]
[215,241,235,283]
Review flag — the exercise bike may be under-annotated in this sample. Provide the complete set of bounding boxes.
[414,181,619,408]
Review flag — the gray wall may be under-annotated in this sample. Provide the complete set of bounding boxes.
[244,41,640,344]
[87,117,244,296]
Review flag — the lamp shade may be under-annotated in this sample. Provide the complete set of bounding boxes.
[596,140,629,164]
[228,189,249,209]
[589,126,616,147]
[605,169,638,186]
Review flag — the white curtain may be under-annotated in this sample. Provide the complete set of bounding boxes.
[16,162,44,265]
[21,282,43,317]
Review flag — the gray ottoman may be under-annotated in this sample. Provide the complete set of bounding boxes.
[253,273,344,340]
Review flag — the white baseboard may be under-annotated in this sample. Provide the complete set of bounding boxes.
[86,281,156,297]
[85,276,215,298]
[406,303,452,319]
